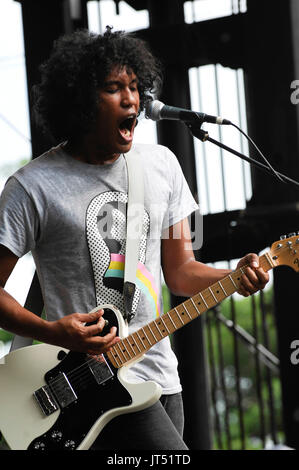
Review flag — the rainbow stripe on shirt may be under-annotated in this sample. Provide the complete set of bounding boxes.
[104,253,161,317]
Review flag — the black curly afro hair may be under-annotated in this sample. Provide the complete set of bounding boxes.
[32,27,163,143]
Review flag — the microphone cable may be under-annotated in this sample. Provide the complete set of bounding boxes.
[230,121,285,184]
[194,112,286,184]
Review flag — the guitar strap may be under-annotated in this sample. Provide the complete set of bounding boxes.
[123,149,144,322]
[9,150,144,351]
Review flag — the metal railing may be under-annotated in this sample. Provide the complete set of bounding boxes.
[205,287,283,449]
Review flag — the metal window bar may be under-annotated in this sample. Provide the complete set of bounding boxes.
[214,64,228,212]
[206,313,224,449]
[230,295,246,449]
[250,294,266,447]
[194,68,211,213]
[259,289,278,445]
[214,307,233,449]
[236,69,250,203]
[217,59,245,449]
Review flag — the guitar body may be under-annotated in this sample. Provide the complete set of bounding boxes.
[0,305,162,450]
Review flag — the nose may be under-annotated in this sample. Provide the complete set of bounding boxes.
[121,87,138,108]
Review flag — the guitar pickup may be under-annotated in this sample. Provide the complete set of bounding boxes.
[88,354,114,385]
[34,385,59,416]
[49,372,78,409]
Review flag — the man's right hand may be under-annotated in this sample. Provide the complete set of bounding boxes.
[0,245,120,355]
[47,309,120,355]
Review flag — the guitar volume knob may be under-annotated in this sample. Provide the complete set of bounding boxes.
[51,430,63,441]
[64,439,76,450]
[33,441,46,450]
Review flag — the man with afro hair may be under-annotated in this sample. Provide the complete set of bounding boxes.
[0,28,269,450]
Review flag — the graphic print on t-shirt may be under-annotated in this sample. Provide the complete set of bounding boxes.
[86,191,161,318]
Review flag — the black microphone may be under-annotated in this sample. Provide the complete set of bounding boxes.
[145,100,231,125]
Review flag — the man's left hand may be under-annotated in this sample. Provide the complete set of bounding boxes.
[236,253,269,297]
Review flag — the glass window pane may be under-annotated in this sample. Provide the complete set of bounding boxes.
[184,0,247,23]
[189,64,252,214]
[87,0,149,33]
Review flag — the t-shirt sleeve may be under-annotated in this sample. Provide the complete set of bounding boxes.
[162,147,199,230]
[0,176,39,257]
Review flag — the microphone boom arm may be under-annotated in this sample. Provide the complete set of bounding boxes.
[186,122,299,190]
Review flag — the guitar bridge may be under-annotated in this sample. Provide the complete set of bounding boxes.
[34,372,78,416]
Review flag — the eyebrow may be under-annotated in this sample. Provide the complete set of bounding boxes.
[104,77,138,87]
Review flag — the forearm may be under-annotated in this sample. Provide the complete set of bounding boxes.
[0,287,120,355]
[0,287,51,342]
[167,259,232,297]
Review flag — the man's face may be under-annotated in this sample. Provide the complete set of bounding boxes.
[90,66,140,161]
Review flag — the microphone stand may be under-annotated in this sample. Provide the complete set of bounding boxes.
[186,122,299,190]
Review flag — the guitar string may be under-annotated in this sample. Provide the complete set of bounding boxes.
[47,330,146,388]
[47,304,199,391]
[48,296,224,389]
[47,262,260,391]
[47,355,112,389]
[48,325,156,389]
[47,325,156,390]
[47,322,164,390]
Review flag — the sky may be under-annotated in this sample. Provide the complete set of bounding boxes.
[0,0,259,354]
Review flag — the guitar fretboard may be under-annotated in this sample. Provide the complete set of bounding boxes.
[107,253,274,368]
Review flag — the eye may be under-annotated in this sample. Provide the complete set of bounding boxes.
[106,87,118,94]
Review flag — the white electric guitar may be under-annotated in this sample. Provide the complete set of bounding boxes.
[0,234,298,450]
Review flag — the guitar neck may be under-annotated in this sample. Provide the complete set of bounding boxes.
[107,252,274,368]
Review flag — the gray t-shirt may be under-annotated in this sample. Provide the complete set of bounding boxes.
[0,142,198,394]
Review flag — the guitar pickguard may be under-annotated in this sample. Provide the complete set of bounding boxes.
[0,304,162,450]
[28,307,132,450]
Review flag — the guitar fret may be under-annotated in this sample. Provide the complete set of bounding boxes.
[115,342,127,361]
[124,337,135,357]
[229,274,237,289]
[141,327,152,346]
[190,297,201,316]
[199,292,209,309]
[147,324,158,342]
[110,348,122,367]
[136,330,146,349]
[184,302,193,320]
[131,332,142,353]
[264,252,275,269]
[167,311,177,330]
[153,320,164,338]
[122,340,133,359]
[174,307,185,325]
[160,316,171,334]
[218,280,227,296]
[209,287,218,303]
